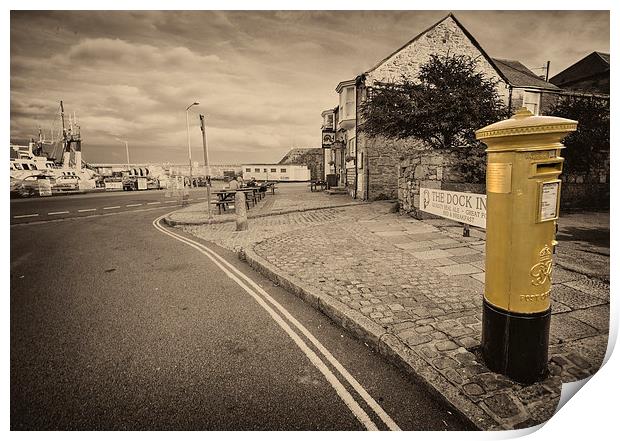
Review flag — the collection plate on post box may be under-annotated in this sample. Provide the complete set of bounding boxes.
[487,163,512,193]
[538,180,561,222]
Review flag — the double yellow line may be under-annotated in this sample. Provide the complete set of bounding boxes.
[152,213,401,431]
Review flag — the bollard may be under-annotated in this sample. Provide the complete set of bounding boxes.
[475,108,577,384]
[235,190,248,231]
[206,178,213,220]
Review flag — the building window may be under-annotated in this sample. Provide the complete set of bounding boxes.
[280,168,287,173]
[271,168,277,172]
[264,168,267,172]
[246,168,251,172]
[323,113,334,130]
[255,168,260,173]
[340,86,355,120]
[523,91,541,115]
[348,138,355,157]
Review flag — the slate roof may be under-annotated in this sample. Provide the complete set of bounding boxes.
[596,52,610,64]
[492,58,561,90]
[549,51,610,89]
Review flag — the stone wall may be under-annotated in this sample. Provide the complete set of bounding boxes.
[398,149,485,218]
[561,163,610,210]
[358,133,426,200]
[539,92,560,115]
[399,148,610,216]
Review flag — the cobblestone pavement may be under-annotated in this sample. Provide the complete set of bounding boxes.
[165,182,363,225]
[175,189,609,430]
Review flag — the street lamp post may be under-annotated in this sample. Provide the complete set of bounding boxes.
[116,138,130,171]
[185,101,199,187]
[124,140,130,169]
[199,113,213,219]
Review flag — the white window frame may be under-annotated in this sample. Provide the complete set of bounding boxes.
[348,138,355,158]
[522,90,541,116]
[339,86,356,120]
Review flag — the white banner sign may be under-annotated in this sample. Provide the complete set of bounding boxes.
[105,181,123,190]
[420,187,487,228]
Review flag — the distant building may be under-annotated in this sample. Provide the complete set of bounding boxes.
[550,51,610,95]
[278,147,323,180]
[321,13,561,201]
[90,163,243,180]
[242,164,311,182]
[548,52,610,210]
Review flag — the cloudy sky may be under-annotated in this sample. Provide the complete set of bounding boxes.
[10,10,609,165]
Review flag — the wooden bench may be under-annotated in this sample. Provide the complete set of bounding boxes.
[211,198,251,214]
[262,182,277,195]
[310,180,327,192]
[211,200,229,214]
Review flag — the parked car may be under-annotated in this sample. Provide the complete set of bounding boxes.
[123,176,148,191]
[54,175,80,191]
[12,174,55,198]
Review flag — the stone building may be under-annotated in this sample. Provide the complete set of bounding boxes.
[550,51,610,95]
[320,13,561,201]
[278,147,324,181]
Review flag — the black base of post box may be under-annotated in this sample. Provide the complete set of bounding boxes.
[481,299,551,384]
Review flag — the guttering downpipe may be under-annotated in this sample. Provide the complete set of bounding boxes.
[354,75,363,199]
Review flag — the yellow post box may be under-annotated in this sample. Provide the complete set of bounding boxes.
[475,108,577,383]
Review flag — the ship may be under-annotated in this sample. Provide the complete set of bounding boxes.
[10,101,100,195]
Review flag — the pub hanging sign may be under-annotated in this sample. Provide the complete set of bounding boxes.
[322,130,335,148]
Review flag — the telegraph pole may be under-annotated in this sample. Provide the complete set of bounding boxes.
[199,114,213,219]
[185,102,199,188]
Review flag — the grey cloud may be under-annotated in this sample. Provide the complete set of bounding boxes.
[11,11,609,165]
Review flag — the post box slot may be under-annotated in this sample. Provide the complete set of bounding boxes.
[533,161,563,176]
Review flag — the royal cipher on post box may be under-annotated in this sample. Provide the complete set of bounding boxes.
[475,107,578,384]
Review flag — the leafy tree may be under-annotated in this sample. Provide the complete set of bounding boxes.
[548,96,609,174]
[359,54,509,182]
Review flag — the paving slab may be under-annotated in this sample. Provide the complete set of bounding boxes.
[553,284,608,309]
[437,264,481,276]
[445,247,481,257]
[450,254,485,264]
[394,241,436,250]
[409,249,454,260]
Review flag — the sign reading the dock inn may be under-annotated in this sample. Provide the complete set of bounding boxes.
[420,188,487,229]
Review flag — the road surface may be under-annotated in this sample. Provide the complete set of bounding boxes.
[10,195,469,430]
[10,188,214,225]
